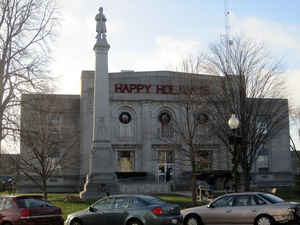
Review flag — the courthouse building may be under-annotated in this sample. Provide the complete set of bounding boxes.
[19,8,293,195]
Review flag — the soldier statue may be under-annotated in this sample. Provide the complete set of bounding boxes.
[95,7,107,39]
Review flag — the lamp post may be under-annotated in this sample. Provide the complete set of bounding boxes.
[228,114,241,192]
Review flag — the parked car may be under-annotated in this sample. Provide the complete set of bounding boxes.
[0,195,64,225]
[65,194,182,225]
[181,192,300,225]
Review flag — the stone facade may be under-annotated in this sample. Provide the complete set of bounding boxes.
[18,94,80,193]
[18,71,293,194]
[0,154,19,176]
[79,70,293,193]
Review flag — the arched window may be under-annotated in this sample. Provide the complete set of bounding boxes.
[119,111,133,137]
[159,111,174,138]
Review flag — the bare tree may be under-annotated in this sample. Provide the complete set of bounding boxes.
[0,0,58,148]
[18,94,79,199]
[202,36,289,191]
[161,56,212,205]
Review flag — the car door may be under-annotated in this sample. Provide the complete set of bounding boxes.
[228,195,256,224]
[81,197,115,225]
[106,197,130,224]
[229,194,268,224]
[202,195,235,224]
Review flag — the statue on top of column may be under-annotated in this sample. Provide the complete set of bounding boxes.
[95,7,107,40]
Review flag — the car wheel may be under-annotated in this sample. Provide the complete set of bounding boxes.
[255,215,275,225]
[127,219,143,225]
[185,215,202,225]
[71,219,82,225]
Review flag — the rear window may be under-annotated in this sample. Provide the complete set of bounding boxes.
[16,197,54,208]
[258,193,284,204]
[139,196,165,205]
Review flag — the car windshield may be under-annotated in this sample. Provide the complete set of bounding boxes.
[258,193,284,204]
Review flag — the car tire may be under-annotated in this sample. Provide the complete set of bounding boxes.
[184,215,202,225]
[127,219,143,225]
[71,219,82,225]
[255,215,275,225]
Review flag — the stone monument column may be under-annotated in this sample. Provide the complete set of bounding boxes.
[80,7,117,199]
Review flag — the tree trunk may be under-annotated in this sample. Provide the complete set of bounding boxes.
[241,165,251,191]
[191,161,197,206]
[42,179,48,199]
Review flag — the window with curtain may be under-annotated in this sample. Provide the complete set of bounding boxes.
[118,151,135,172]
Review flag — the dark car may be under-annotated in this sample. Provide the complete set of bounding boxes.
[65,194,182,225]
[181,192,300,225]
[0,195,64,225]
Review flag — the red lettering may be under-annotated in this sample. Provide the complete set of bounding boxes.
[167,85,174,94]
[122,84,131,93]
[136,84,144,93]
[145,85,152,93]
[114,83,207,95]
[129,84,137,92]
[156,85,165,94]
[114,84,123,93]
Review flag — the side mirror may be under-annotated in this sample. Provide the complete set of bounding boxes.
[89,206,97,212]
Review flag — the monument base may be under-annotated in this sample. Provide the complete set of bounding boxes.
[80,172,118,200]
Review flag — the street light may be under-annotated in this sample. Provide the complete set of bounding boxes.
[228,114,239,130]
[228,113,241,192]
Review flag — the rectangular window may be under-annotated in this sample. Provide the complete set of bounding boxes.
[258,168,269,174]
[256,116,269,135]
[158,151,174,164]
[195,150,211,171]
[120,124,133,137]
[257,148,269,170]
[118,151,135,172]
[161,124,174,138]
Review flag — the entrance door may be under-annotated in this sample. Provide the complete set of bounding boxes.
[156,151,174,183]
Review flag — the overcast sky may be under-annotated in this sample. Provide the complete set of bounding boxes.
[49,0,300,147]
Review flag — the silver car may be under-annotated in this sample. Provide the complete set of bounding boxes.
[181,192,300,225]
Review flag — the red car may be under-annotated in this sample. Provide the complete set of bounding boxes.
[0,195,64,225]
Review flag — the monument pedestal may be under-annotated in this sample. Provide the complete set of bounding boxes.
[80,172,118,199]
[80,143,118,199]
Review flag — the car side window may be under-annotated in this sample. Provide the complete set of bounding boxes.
[93,197,114,210]
[233,195,249,207]
[253,195,266,205]
[114,198,130,209]
[248,195,257,206]
[131,198,147,208]
[211,196,234,208]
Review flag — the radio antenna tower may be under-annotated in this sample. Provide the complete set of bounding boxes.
[224,0,232,73]
[224,0,232,45]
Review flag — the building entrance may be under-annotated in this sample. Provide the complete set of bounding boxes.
[156,151,175,183]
